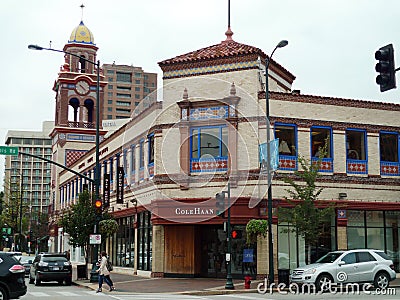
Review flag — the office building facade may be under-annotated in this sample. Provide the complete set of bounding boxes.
[102,63,157,120]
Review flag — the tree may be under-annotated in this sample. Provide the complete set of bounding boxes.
[58,191,96,265]
[278,146,335,264]
[99,219,118,239]
[245,219,268,245]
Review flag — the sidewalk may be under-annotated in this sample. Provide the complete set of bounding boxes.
[71,265,400,295]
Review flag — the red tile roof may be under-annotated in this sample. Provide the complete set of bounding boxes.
[159,28,266,66]
[158,28,295,82]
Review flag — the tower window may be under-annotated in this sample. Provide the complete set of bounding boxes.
[79,55,86,73]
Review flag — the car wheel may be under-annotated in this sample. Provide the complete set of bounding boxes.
[65,279,72,286]
[29,272,34,284]
[58,280,63,285]
[316,274,333,292]
[374,272,389,289]
[0,286,8,300]
[34,273,41,286]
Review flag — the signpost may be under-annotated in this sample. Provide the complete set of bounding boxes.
[89,234,101,245]
[0,146,18,155]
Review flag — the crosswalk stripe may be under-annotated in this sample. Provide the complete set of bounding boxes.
[56,291,81,296]
[28,292,51,297]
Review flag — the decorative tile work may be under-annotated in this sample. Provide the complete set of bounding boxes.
[347,160,368,175]
[189,106,228,121]
[139,168,144,181]
[66,133,95,142]
[381,162,400,176]
[190,157,228,173]
[65,150,87,167]
[278,156,297,171]
[148,163,154,177]
[311,158,333,173]
[130,172,135,185]
[181,108,188,121]
[164,60,258,79]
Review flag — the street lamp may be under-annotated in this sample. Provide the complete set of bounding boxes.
[28,44,101,280]
[265,40,288,285]
[5,168,24,251]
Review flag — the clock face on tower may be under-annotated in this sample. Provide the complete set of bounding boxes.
[76,80,90,95]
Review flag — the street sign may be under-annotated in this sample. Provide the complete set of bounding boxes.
[89,234,101,245]
[0,146,18,155]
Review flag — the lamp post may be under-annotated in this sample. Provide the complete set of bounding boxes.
[225,182,234,290]
[265,40,288,285]
[28,44,101,280]
[5,168,24,251]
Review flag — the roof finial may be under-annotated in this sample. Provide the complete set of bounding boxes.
[80,4,85,21]
[230,82,236,96]
[183,88,188,100]
[224,0,233,41]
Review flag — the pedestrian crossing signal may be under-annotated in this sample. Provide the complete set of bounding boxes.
[231,230,242,239]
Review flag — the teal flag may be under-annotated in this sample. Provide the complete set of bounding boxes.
[259,138,279,172]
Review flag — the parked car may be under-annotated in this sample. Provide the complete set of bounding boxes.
[29,253,72,286]
[19,255,34,277]
[0,252,27,299]
[290,249,396,291]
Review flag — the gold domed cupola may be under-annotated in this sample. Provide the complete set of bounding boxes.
[68,20,95,45]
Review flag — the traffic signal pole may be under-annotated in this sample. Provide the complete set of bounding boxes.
[225,182,234,290]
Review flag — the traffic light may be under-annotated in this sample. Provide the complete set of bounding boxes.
[215,192,225,217]
[375,44,396,92]
[94,199,103,215]
[231,229,242,239]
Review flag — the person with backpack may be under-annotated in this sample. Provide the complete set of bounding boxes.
[96,251,115,292]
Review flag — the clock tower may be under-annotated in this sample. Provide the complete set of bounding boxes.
[50,19,106,209]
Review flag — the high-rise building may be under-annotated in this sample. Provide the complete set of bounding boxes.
[102,63,157,120]
[3,121,54,222]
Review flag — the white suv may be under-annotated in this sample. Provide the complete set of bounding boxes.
[290,249,396,290]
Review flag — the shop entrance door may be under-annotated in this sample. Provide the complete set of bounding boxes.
[198,225,256,278]
[199,225,226,278]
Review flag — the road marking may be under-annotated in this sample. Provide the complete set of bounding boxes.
[28,292,51,297]
[56,291,81,296]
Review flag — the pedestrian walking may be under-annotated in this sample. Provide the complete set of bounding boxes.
[96,251,115,292]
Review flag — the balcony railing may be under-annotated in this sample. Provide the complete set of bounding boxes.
[67,121,94,128]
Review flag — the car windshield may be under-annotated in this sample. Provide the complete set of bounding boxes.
[19,256,33,263]
[316,252,343,263]
[43,256,68,263]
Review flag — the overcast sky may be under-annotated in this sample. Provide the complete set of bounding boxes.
[1,0,400,186]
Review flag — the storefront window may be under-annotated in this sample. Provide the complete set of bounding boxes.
[311,126,332,158]
[346,129,367,160]
[137,211,152,271]
[380,132,399,162]
[275,124,296,156]
[347,210,399,271]
[386,211,400,272]
[109,216,135,267]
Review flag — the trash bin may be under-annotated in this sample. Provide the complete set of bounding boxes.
[77,264,87,280]
[278,268,290,286]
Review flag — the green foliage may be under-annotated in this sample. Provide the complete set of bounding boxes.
[99,219,118,238]
[58,191,96,262]
[278,143,335,256]
[245,219,268,245]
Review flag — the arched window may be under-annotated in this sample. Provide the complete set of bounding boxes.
[84,99,94,123]
[68,98,80,124]
[79,55,86,73]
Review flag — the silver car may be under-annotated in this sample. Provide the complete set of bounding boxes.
[290,249,396,290]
